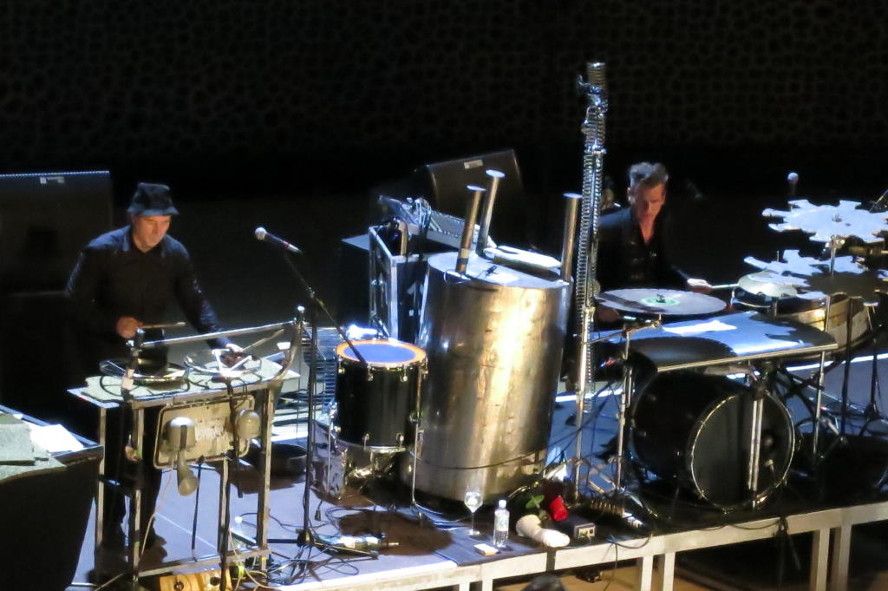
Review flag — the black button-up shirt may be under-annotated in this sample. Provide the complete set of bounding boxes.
[66,226,224,364]
[595,208,687,292]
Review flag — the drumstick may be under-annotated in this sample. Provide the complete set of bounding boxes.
[141,320,188,330]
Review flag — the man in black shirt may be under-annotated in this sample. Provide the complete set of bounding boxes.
[67,183,227,365]
[595,162,710,322]
[66,182,233,562]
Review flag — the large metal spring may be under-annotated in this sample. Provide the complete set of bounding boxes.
[574,62,608,386]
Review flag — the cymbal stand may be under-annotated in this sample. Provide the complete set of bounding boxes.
[612,317,660,490]
[745,363,773,509]
[811,235,840,458]
[863,302,887,430]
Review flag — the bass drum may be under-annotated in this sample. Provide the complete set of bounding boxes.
[631,372,794,510]
[334,339,426,451]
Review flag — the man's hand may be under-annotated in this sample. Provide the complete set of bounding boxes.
[686,277,713,294]
[220,343,247,367]
[594,305,622,324]
[116,316,143,339]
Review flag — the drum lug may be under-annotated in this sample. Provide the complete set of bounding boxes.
[338,366,345,374]
[400,371,408,383]
[362,433,370,448]
[397,433,404,447]
[366,370,374,382]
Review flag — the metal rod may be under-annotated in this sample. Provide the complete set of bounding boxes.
[455,185,485,274]
[812,294,833,458]
[560,193,582,282]
[476,169,505,254]
[615,362,632,490]
[140,320,295,349]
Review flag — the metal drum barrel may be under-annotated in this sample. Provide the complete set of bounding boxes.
[402,251,570,502]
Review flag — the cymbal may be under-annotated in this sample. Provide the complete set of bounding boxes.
[597,288,726,316]
[763,199,888,244]
[736,271,802,299]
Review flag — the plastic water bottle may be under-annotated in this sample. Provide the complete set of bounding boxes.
[493,499,509,548]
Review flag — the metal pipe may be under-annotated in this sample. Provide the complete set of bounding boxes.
[560,192,582,282]
[140,320,295,349]
[455,185,485,274]
[476,169,505,254]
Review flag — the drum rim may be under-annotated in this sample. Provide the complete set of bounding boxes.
[686,390,795,510]
[335,338,427,366]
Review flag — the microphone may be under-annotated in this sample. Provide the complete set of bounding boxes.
[787,172,799,197]
[254,227,302,254]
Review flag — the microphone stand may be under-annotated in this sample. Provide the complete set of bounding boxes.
[267,251,369,560]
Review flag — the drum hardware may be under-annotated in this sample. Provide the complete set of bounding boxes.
[253,236,373,560]
[611,318,662,491]
[572,62,609,500]
[750,196,888,461]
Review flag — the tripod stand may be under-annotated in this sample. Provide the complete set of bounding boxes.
[264,248,368,566]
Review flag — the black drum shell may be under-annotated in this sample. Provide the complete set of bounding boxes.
[334,344,423,449]
[631,372,794,509]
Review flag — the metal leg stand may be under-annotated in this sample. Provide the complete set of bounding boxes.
[257,384,276,570]
[746,374,766,508]
[94,406,107,553]
[128,407,145,578]
[812,294,833,459]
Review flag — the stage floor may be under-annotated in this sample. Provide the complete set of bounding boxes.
[67,354,888,590]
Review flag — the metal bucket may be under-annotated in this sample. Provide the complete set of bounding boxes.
[402,251,570,501]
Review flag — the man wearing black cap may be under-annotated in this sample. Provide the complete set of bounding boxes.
[67,182,228,364]
[66,182,232,564]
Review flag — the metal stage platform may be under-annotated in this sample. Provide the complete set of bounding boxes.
[281,498,888,591]
[68,376,888,591]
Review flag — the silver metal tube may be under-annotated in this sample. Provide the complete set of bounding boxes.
[812,293,833,457]
[615,362,632,490]
[476,169,505,254]
[140,320,295,349]
[560,193,582,282]
[455,185,485,274]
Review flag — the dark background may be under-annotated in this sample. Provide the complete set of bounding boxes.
[2,1,888,419]
[2,1,887,196]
